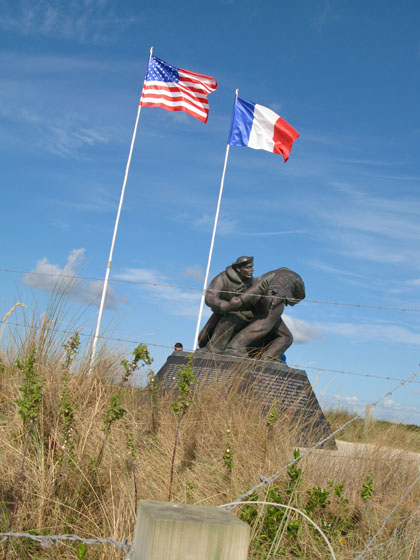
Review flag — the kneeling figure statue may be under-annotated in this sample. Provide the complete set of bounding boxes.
[197,256,305,362]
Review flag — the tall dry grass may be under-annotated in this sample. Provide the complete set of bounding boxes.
[0,316,419,558]
[327,408,420,453]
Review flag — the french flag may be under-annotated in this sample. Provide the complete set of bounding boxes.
[228,97,299,162]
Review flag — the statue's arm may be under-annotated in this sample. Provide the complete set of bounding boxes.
[205,276,242,313]
[236,274,273,306]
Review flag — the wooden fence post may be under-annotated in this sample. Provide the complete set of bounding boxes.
[132,499,250,560]
[364,404,372,434]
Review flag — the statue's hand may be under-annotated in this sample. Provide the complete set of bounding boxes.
[256,278,271,295]
[224,296,242,311]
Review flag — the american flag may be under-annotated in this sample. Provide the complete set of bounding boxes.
[140,55,218,123]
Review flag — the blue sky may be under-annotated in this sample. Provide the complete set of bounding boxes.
[1,0,420,423]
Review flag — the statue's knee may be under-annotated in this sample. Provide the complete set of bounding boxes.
[281,333,293,351]
[251,320,274,338]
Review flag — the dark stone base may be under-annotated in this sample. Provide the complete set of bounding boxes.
[156,351,336,449]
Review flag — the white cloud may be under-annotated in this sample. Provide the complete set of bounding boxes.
[318,391,366,415]
[175,212,308,239]
[45,184,119,214]
[184,265,204,283]
[309,260,368,279]
[0,1,141,43]
[298,182,420,270]
[338,185,420,231]
[283,314,322,344]
[116,268,203,319]
[313,0,332,30]
[6,107,110,157]
[241,229,309,237]
[317,321,420,346]
[22,249,121,308]
[184,212,239,236]
[319,391,420,424]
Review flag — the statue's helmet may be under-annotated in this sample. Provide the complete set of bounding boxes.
[232,256,254,269]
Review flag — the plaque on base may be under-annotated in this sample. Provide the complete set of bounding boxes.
[156,351,336,449]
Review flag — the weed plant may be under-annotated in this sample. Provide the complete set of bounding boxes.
[0,317,420,558]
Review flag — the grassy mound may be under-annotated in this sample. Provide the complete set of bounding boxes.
[1,320,420,559]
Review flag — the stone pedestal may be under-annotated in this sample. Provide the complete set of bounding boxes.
[156,352,336,449]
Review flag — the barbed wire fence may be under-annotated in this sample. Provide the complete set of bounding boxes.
[354,467,420,559]
[220,367,420,510]
[1,267,420,557]
[1,367,419,558]
[1,266,420,314]
[2,319,420,391]
[0,533,131,557]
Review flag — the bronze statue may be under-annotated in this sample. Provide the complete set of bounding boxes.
[198,257,305,362]
[197,256,270,353]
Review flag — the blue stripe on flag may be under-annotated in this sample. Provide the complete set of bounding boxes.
[228,97,255,147]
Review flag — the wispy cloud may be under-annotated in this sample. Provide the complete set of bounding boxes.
[116,268,203,319]
[240,229,309,237]
[317,320,420,346]
[283,314,322,344]
[22,249,122,308]
[49,218,70,232]
[0,105,109,157]
[175,211,309,238]
[184,265,204,283]
[45,184,118,213]
[308,261,369,279]
[312,0,342,31]
[176,212,239,236]
[0,1,142,43]
[316,182,420,240]
[319,391,420,424]
[297,180,420,270]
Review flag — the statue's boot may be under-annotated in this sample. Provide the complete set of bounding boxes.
[260,336,292,362]
[224,347,248,358]
[195,344,224,355]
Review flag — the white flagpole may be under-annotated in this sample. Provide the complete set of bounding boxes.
[90,47,154,367]
[192,89,239,351]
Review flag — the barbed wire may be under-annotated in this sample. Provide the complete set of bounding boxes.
[320,397,420,417]
[224,368,420,510]
[294,363,420,385]
[372,369,420,406]
[355,467,420,559]
[0,532,131,557]
[1,366,419,555]
[220,501,336,559]
[224,415,360,510]
[1,266,420,314]
[2,319,173,351]
[3,319,420,389]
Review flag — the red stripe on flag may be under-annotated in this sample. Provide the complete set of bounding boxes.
[142,84,209,104]
[140,88,209,113]
[143,82,210,99]
[272,116,299,162]
[178,69,218,90]
[140,101,208,123]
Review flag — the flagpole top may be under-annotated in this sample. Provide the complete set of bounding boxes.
[150,46,154,56]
